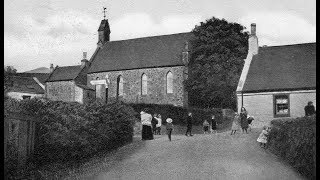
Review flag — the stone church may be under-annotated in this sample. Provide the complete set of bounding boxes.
[87,19,194,107]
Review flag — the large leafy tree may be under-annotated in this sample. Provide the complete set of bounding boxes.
[4,66,17,94]
[185,17,249,110]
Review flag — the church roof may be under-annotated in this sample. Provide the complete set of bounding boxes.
[46,65,83,82]
[88,32,194,73]
[7,76,44,94]
[241,43,316,93]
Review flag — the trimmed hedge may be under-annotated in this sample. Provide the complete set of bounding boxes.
[4,97,138,166]
[128,103,223,126]
[268,115,316,180]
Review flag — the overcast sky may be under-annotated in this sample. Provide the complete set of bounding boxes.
[4,0,316,72]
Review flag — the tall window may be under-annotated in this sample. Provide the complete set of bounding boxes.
[166,71,173,94]
[274,94,290,118]
[117,75,124,97]
[141,73,148,95]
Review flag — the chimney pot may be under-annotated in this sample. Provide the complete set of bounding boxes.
[50,64,54,73]
[83,52,87,59]
[251,23,256,36]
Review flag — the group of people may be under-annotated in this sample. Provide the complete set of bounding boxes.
[140,108,174,141]
[202,114,217,134]
[230,107,253,135]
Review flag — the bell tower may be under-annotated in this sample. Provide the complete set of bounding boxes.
[97,7,111,47]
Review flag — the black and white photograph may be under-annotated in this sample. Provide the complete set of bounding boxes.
[4,0,316,179]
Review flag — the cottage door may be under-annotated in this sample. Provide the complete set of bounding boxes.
[105,87,108,103]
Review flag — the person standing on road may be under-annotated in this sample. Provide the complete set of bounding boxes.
[185,112,194,136]
[240,107,248,134]
[155,114,162,135]
[141,108,154,140]
[231,112,240,135]
[151,114,158,135]
[203,119,210,134]
[211,114,217,133]
[304,101,316,117]
[166,118,174,141]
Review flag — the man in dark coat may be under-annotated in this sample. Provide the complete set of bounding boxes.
[185,112,193,136]
[305,101,316,116]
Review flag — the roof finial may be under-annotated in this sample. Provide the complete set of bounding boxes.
[103,7,107,20]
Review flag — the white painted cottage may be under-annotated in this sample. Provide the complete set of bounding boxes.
[236,23,316,127]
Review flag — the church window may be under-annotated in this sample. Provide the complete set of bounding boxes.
[141,74,148,95]
[117,75,124,97]
[166,71,173,94]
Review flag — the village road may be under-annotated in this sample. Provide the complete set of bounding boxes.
[66,128,304,180]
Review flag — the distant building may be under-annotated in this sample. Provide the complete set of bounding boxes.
[45,53,95,104]
[236,24,316,127]
[6,76,45,100]
[87,19,192,107]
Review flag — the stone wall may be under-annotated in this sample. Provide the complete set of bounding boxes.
[87,66,188,107]
[46,81,75,102]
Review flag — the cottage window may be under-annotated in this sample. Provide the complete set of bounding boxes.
[117,75,124,97]
[22,95,31,100]
[141,74,148,95]
[166,71,173,94]
[274,94,290,118]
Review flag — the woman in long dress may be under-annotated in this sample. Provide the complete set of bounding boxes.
[231,112,240,135]
[141,108,154,140]
[240,107,248,133]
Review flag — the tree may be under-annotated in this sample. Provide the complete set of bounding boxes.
[185,17,249,110]
[4,66,17,94]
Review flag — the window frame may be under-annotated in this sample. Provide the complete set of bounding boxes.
[141,73,148,96]
[117,75,124,98]
[166,71,173,94]
[273,94,290,118]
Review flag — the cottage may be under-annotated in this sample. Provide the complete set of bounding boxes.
[5,76,45,100]
[87,19,193,107]
[45,53,95,104]
[236,24,316,127]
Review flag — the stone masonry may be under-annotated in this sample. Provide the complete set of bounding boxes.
[87,66,188,107]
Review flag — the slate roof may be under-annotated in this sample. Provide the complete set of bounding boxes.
[241,43,316,92]
[46,65,83,82]
[88,32,194,73]
[15,73,50,84]
[7,76,44,94]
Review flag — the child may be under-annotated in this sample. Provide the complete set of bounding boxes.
[166,118,174,141]
[155,114,162,135]
[247,115,254,131]
[230,112,240,135]
[257,126,269,148]
[203,119,210,134]
[151,114,158,135]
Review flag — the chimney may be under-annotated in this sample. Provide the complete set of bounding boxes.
[50,64,54,73]
[81,52,89,68]
[248,23,258,55]
[97,19,111,47]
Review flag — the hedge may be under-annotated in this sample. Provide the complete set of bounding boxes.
[128,103,223,126]
[268,115,316,180]
[4,97,138,166]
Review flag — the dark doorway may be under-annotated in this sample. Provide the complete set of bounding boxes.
[105,88,108,103]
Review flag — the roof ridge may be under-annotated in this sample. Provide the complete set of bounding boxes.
[260,42,316,48]
[106,32,192,44]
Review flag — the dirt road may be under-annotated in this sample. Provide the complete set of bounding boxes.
[65,128,304,180]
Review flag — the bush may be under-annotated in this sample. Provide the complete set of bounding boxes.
[4,97,138,166]
[268,115,316,180]
[128,103,223,126]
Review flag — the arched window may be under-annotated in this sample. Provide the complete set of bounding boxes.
[117,75,124,97]
[141,73,148,95]
[166,71,173,94]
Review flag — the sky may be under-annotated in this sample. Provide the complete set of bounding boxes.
[4,0,316,72]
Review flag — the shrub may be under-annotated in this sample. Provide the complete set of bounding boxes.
[128,103,223,126]
[268,115,316,180]
[4,97,138,166]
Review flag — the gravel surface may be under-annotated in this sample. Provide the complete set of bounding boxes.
[65,128,304,180]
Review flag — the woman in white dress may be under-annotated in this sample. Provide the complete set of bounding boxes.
[230,112,240,135]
